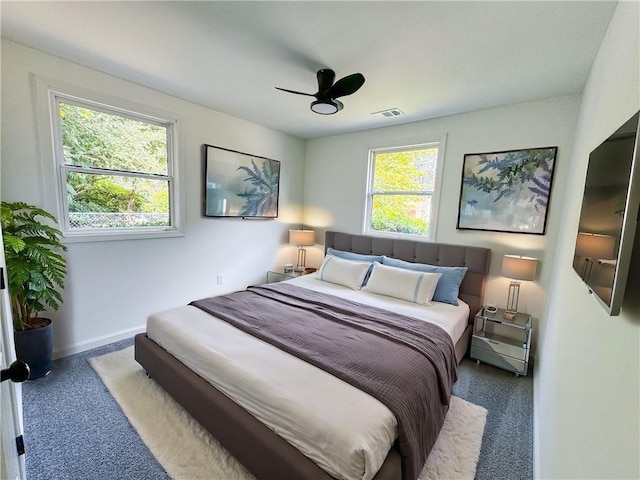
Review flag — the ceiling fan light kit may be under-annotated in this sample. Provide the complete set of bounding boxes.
[276,68,365,115]
[310,99,343,115]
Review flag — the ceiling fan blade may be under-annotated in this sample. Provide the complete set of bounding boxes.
[325,73,365,99]
[316,69,336,95]
[275,87,316,97]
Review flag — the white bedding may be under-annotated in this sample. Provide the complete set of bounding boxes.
[146,274,469,480]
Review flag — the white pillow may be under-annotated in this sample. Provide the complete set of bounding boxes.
[317,255,372,290]
[362,263,441,305]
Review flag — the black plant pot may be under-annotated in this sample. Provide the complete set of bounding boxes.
[14,319,53,380]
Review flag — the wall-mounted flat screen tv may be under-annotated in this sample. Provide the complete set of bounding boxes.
[572,111,640,316]
[204,144,280,218]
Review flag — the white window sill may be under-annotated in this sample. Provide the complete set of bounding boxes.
[62,227,184,243]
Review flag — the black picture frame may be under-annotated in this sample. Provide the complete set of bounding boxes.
[203,144,280,218]
[456,146,558,234]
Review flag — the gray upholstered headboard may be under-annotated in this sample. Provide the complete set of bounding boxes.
[325,231,491,322]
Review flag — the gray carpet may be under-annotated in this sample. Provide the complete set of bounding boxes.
[454,358,534,479]
[22,338,533,480]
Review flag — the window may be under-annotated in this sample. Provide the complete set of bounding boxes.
[365,142,444,240]
[45,84,182,241]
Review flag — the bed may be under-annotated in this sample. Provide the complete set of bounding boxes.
[135,231,490,480]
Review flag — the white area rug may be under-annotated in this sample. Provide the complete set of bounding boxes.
[90,346,487,480]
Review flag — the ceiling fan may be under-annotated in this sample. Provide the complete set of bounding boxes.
[276,69,365,115]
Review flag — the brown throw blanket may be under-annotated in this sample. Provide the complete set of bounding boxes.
[190,283,457,480]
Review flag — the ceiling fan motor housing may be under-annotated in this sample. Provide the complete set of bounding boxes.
[316,69,336,97]
[275,68,365,114]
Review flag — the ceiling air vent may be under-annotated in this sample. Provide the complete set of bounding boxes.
[372,108,404,118]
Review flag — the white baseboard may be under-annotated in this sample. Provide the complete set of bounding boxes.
[53,325,146,359]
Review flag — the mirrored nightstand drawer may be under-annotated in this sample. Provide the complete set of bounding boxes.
[470,345,528,376]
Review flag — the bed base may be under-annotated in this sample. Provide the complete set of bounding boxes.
[456,322,473,363]
[134,325,471,480]
[135,333,402,480]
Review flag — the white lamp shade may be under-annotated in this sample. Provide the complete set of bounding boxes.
[289,229,315,246]
[575,233,616,259]
[501,255,538,281]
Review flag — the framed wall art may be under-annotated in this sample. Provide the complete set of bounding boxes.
[456,146,558,234]
[204,144,280,218]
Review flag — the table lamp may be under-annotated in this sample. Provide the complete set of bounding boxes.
[289,229,315,272]
[501,255,538,320]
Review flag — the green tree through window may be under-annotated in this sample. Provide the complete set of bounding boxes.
[57,101,174,230]
[367,146,439,237]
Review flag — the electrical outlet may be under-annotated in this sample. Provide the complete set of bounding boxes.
[216,274,224,285]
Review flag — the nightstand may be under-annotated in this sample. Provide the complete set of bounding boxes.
[266,268,316,284]
[470,307,532,376]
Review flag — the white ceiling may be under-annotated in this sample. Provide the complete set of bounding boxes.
[1,1,617,139]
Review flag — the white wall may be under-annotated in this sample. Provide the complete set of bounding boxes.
[304,95,581,348]
[536,2,640,478]
[0,40,306,356]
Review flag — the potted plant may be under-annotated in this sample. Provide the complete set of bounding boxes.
[1,202,67,379]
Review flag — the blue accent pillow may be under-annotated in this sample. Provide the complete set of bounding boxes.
[381,256,468,306]
[326,248,383,264]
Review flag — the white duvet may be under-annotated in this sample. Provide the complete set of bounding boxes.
[146,274,469,480]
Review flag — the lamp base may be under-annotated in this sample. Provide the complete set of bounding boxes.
[505,281,521,320]
[295,247,307,273]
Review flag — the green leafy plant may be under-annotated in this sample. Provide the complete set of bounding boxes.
[1,202,67,331]
[72,177,144,212]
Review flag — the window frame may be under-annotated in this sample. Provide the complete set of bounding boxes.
[36,76,184,242]
[364,138,446,241]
